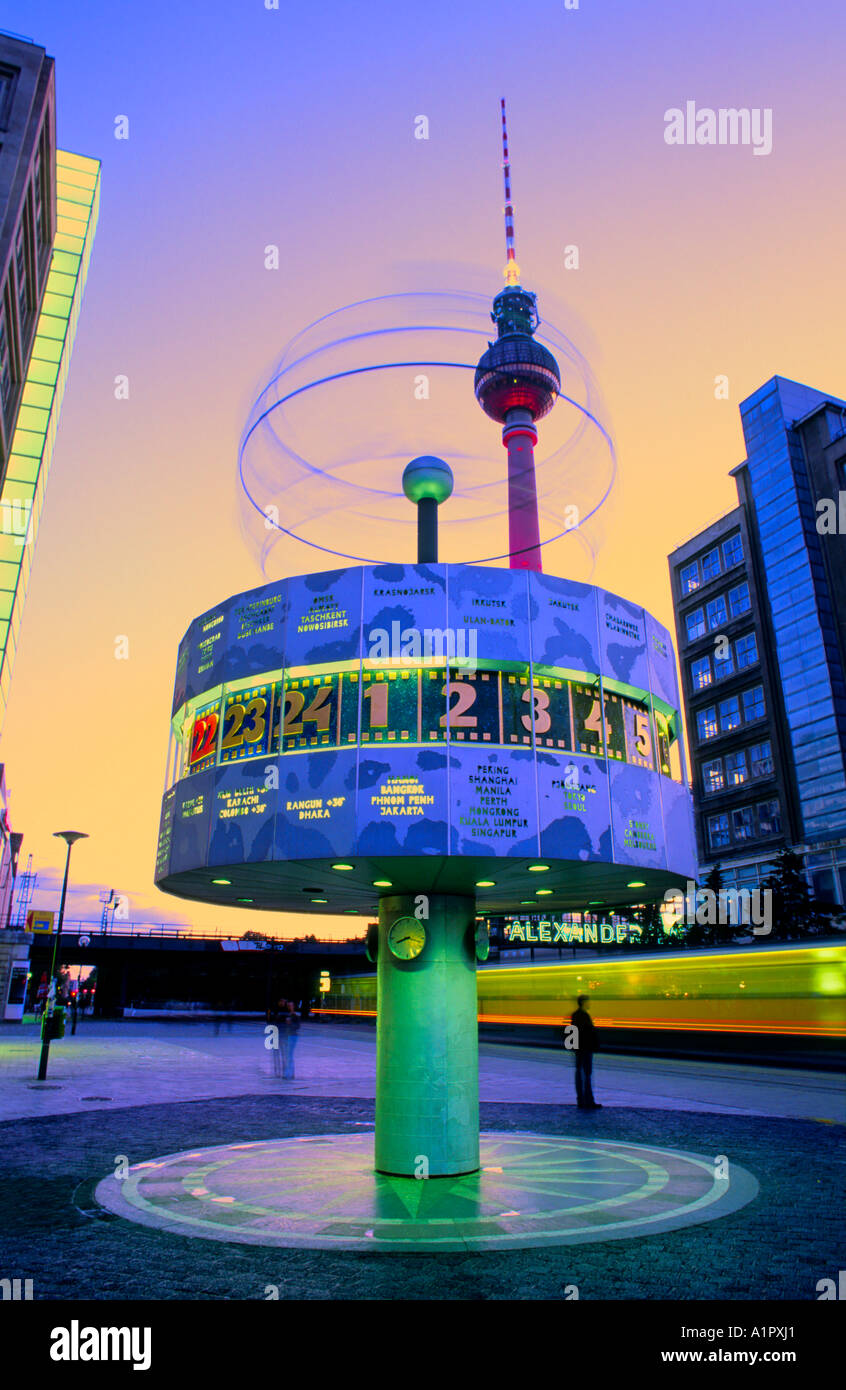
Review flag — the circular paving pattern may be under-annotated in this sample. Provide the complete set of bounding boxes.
[94,1131,759,1252]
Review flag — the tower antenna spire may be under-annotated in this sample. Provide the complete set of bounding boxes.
[500,98,520,287]
[475,99,561,571]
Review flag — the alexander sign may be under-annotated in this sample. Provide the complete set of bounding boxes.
[502,919,642,946]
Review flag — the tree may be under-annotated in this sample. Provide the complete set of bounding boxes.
[706,861,743,946]
[683,866,721,948]
[617,901,673,950]
[760,850,835,941]
[636,901,668,949]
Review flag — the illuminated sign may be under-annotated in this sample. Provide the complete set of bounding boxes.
[503,919,642,946]
[27,910,55,935]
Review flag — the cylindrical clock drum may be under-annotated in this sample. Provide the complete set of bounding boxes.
[156,562,697,1175]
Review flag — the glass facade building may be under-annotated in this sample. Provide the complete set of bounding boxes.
[0,149,100,732]
[0,32,55,476]
[669,375,846,905]
[738,378,846,843]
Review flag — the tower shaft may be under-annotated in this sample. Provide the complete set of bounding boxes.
[504,408,542,571]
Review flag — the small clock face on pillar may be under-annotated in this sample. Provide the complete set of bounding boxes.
[387,916,426,960]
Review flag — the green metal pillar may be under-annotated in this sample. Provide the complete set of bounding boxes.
[375,893,479,1177]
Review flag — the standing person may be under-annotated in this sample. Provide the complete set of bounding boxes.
[567,994,602,1111]
[266,998,285,1076]
[281,1000,301,1080]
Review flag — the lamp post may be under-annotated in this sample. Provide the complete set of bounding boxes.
[36,831,87,1081]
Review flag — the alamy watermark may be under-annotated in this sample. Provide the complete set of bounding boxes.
[664,103,773,156]
[816,492,846,534]
[0,498,33,547]
[1,1277,33,1300]
[663,880,772,935]
[367,622,478,671]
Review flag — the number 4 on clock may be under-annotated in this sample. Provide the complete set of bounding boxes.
[584,698,611,745]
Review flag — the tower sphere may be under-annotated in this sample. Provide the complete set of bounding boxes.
[474,335,561,424]
[402,456,454,505]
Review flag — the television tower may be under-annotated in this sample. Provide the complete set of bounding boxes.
[474,99,561,571]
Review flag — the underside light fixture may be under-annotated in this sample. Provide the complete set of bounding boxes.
[373,879,392,887]
[535,889,553,896]
[528,864,550,872]
[332,863,355,871]
[311,897,328,904]
[211,878,231,885]
[236,897,253,904]
[627,881,646,888]
[476,880,496,888]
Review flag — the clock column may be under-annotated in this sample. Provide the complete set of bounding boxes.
[375,892,479,1177]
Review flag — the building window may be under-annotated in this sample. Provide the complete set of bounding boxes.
[742,685,765,722]
[749,740,773,777]
[686,608,706,641]
[713,643,734,680]
[735,632,758,669]
[725,749,748,786]
[826,407,846,446]
[757,800,781,837]
[0,63,20,131]
[680,561,700,596]
[732,807,755,840]
[702,547,721,582]
[729,582,751,618]
[0,306,12,412]
[697,706,718,741]
[708,813,730,849]
[719,696,741,732]
[33,151,45,248]
[15,224,29,322]
[722,533,743,570]
[691,656,712,690]
[706,596,728,630]
[702,758,724,794]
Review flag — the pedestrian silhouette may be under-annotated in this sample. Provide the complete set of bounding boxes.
[567,994,602,1110]
[280,999,300,1079]
[266,998,285,1076]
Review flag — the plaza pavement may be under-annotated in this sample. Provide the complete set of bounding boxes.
[0,1018,842,1123]
[0,1019,843,1300]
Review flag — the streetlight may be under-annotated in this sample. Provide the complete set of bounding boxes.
[36,831,88,1082]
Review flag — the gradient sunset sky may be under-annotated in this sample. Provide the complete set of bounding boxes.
[2,0,844,935]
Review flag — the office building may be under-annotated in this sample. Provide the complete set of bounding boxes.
[0,50,100,734]
[669,375,846,906]
[1,30,56,477]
